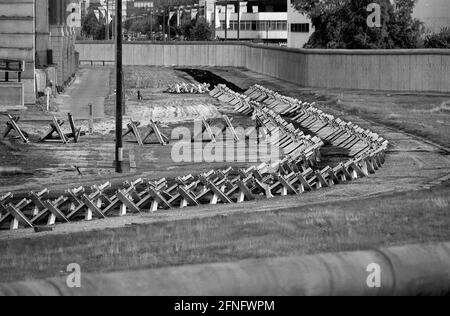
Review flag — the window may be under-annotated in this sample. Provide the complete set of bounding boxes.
[290,23,310,33]
[234,21,287,32]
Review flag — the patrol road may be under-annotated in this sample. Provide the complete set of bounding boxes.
[54,68,110,119]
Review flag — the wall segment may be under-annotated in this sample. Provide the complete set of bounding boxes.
[75,41,450,93]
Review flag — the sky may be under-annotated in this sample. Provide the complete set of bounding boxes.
[413,0,450,31]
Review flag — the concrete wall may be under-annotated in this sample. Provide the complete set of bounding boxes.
[35,0,50,67]
[0,0,79,109]
[76,42,246,68]
[0,83,24,109]
[50,26,77,87]
[244,45,450,93]
[75,42,450,93]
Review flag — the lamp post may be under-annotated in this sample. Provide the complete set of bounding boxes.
[213,1,216,40]
[106,0,110,40]
[225,0,228,40]
[163,7,166,41]
[115,0,123,173]
[237,0,240,41]
[149,2,153,41]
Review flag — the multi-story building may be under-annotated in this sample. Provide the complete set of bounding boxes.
[287,0,313,48]
[127,0,155,18]
[212,0,289,42]
[0,0,78,109]
[107,0,128,20]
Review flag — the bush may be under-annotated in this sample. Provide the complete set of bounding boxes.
[424,27,450,48]
[293,0,423,49]
[190,18,213,41]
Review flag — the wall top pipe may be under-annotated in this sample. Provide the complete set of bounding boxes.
[0,242,449,296]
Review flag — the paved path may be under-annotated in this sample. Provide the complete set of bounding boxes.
[54,68,110,119]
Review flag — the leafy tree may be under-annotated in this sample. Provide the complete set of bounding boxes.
[424,27,450,48]
[181,20,195,39]
[126,18,159,37]
[292,0,423,48]
[81,11,112,40]
[387,0,423,48]
[190,18,213,41]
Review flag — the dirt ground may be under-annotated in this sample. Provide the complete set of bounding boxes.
[1,65,450,283]
[1,182,448,283]
[0,67,272,193]
[0,66,449,241]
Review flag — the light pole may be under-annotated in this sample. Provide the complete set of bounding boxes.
[213,1,216,39]
[237,0,240,41]
[225,0,228,40]
[149,2,154,41]
[106,0,110,40]
[163,7,166,41]
[115,0,123,173]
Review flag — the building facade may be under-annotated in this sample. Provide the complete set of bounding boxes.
[212,0,289,42]
[287,0,313,48]
[0,0,78,109]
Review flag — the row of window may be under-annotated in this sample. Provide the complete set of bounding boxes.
[217,21,310,33]
[291,23,310,33]
[218,20,288,31]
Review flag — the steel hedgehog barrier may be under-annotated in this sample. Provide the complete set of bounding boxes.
[166,82,210,94]
[1,242,449,296]
[0,84,388,231]
[210,84,388,181]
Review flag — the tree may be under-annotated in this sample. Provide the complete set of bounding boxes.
[424,27,450,48]
[190,18,213,41]
[181,22,194,39]
[292,0,423,48]
[81,11,112,40]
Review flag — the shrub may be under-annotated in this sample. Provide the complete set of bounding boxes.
[424,27,450,48]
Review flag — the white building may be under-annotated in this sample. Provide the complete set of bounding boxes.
[211,0,289,42]
[287,0,312,48]
[194,0,448,46]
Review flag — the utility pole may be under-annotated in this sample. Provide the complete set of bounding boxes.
[225,0,228,40]
[213,2,216,40]
[237,0,240,40]
[167,5,170,42]
[106,0,110,40]
[149,8,153,41]
[168,5,172,42]
[115,0,123,173]
[163,7,166,41]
